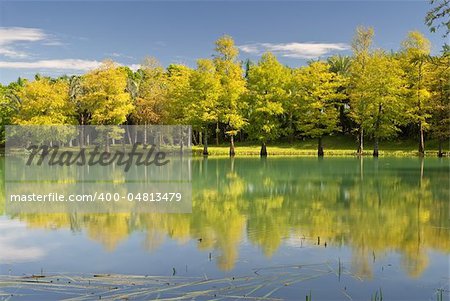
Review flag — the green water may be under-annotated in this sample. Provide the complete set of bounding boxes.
[0,157,448,300]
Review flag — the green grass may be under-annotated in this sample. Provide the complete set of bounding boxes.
[192,136,449,157]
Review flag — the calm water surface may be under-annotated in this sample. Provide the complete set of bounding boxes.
[0,157,448,300]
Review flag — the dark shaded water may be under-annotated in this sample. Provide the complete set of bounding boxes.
[0,157,449,300]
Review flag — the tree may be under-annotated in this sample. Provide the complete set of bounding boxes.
[348,26,375,155]
[131,58,168,144]
[0,78,26,145]
[80,60,133,151]
[64,75,91,148]
[328,55,352,75]
[134,58,167,125]
[81,60,132,125]
[188,59,222,155]
[166,64,193,125]
[428,47,450,156]
[400,31,432,156]
[425,0,450,36]
[357,51,407,156]
[246,53,291,156]
[292,61,345,156]
[213,35,247,156]
[327,55,353,134]
[14,77,74,125]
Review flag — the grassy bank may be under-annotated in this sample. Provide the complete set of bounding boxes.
[192,136,449,157]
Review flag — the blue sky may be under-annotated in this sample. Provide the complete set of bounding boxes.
[0,1,447,84]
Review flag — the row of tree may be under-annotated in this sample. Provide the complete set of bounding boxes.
[0,28,449,157]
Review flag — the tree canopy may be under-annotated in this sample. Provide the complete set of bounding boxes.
[1,30,449,157]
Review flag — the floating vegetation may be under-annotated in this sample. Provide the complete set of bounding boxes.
[371,288,383,301]
[0,262,346,300]
[0,262,446,300]
[436,288,444,301]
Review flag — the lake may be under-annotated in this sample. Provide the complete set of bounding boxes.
[0,157,448,300]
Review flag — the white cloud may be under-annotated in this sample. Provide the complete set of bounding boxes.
[239,42,350,59]
[105,52,136,60]
[107,52,122,58]
[0,59,141,72]
[238,44,260,54]
[0,27,141,74]
[0,27,47,44]
[0,48,29,58]
[0,59,103,70]
[0,27,48,58]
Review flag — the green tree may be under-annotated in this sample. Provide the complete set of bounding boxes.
[428,47,450,156]
[213,35,247,156]
[166,64,193,125]
[348,26,375,154]
[327,55,353,134]
[359,52,407,156]
[400,31,432,156]
[0,78,26,145]
[0,84,17,145]
[425,0,450,36]
[80,60,133,151]
[292,61,345,156]
[246,53,291,156]
[81,60,133,125]
[188,59,222,155]
[134,57,167,126]
[131,58,168,144]
[64,75,91,148]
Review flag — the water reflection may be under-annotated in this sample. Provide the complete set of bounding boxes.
[0,157,448,277]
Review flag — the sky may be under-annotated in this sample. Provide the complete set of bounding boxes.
[0,0,447,84]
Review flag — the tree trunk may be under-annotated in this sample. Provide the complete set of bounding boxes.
[318,137,324,157]
[105,131,110,153]
[373,136,379,157]
[126,127,132,145]
[144,123,148,145]
[260,141,268,157]
[438,138,443,157]
[373,104,382,157]
[418,121,425,156]
[357,127,364,155]
[187,127,191,147]
[229,135,235,157]
[79,115,85,149]
[179,126,184,154]
[202,127,209,156]
[417,61,425,157]
[215,121,219,146]
[192,130,198,145]
[288,112,294,143]
[339,104,346,133]
[79,126,85,149]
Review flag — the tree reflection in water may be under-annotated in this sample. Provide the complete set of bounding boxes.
[1,157,448,277]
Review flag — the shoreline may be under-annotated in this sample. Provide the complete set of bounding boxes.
[192,147,449,157]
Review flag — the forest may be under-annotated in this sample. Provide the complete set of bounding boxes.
[0,27,449,157]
